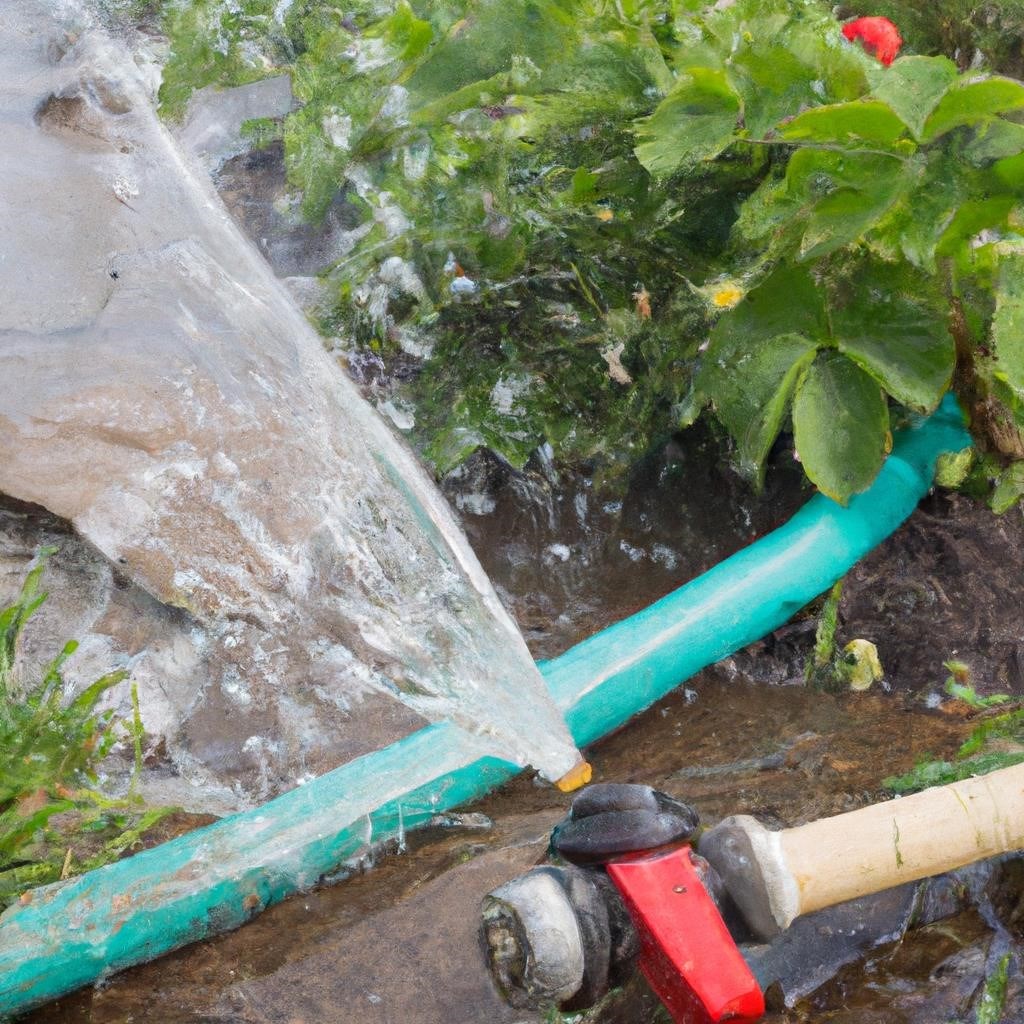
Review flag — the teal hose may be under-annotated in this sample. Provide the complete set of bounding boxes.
[544,393,972,745]
[0,396,971,1016]
[0,724,520,1013]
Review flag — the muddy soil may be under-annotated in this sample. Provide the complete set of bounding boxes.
[23,485,1024,1024]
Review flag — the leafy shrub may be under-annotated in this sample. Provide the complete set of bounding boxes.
[155,0,1024,506]
[665,9,1024,502]
[0,551,170,909]
[159,0,746,477]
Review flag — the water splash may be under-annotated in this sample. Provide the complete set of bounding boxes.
[0,0,581,809]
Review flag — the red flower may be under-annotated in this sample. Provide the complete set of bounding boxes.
[842,16,902,67]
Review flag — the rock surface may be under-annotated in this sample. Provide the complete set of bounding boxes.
[0,0,581,810]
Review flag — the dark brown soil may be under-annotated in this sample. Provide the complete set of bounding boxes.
[842,490,1024,698]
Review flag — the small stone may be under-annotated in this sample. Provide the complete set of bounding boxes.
[601,341,633,385]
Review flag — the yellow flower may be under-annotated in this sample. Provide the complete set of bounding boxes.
[711,284,744,309]
[595,208,614,222]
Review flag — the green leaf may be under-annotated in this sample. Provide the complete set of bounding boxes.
[964,119,1024,165]
[727,43,827,139]
[992,462,1024,513]
[868,56,957,141]
[799,178,907,261]
[935,197,1017,262]
[922,77,1024,143]
[634,68,740,176]
[934,447,975,488]
[866,151,966,272]
[994,151,1024,191]
[705,333,819,484]
[785,150,916,261]
[714,263,829,341]
[569,166,600,204]
[699,265,826,483]
[406,0,575,101]
[830,261,953,412]
[778,100,907,147]
[874,194,952,273]
[731,171,802,251]
[992,254,1024,402]
[792,351,889,503]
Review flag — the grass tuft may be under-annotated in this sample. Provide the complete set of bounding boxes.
[0,549,173,910]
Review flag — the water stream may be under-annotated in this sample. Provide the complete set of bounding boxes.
[0,0,581,811]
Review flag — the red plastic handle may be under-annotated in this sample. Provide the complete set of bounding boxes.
[607,847,764,1024]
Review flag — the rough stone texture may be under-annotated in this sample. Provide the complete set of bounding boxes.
[0,1,581,810]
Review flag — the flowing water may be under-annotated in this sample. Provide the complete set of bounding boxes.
[0,0,583,813]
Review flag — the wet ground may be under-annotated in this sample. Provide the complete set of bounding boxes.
[23,678,983,1024]
[441,429,809,661]
[23,479,1024,1024]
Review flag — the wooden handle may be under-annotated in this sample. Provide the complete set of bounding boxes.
[700,763,1024,939]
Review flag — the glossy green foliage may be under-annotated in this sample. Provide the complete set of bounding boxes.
[634,69,740,174]
[695,259,951,498]
[663,12,1024,501]
[159,0,289,120]
[157,0,1024,502]
[271,0,743,474]
[0,552,170,909]
[992,256,1024,407]
[793,352,890,502]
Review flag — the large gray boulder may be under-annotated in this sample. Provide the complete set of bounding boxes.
[0,1,581,811]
